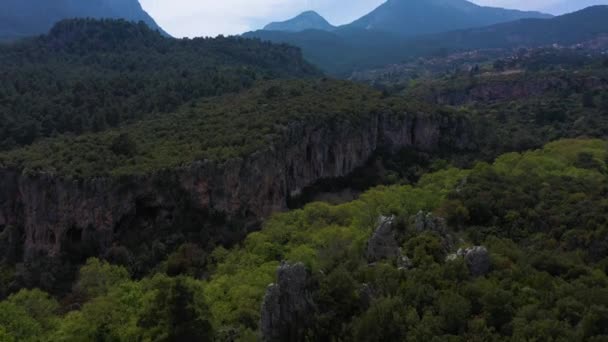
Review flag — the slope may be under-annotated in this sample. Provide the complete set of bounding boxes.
[0,19,319,149]
[264,11,336,32]
[0,0,168,41]
[247,6,608,75]
[346,0,551,36]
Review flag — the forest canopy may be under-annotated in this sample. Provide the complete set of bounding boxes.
[1,139,606,341]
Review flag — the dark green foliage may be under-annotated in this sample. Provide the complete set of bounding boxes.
[139,277,213,342]
[351,297,408,342]
[1,140,607,340]
[110,133,137,157]
[0,19,319,150]
[583,91,596,108]
[0,79,410,177]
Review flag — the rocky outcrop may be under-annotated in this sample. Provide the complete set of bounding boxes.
[413,211,454,252]
[366,216,399,262]
[447,246,491,277]
[465,246,491,277]
[433,75,608,105]
[0,111,470,264]
[260,262,315,342]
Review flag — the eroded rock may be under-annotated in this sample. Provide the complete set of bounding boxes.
[446,246,491,277]
[366,215,399,262]
[260,262,315,342]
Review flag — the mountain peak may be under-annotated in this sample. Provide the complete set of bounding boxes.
[0,0,168,41]
[347,0,551,36]
[263,11,335,32]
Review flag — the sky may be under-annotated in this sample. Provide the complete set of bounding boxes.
[139,0,608,38]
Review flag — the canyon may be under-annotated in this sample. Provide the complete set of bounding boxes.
[0,111,470,269]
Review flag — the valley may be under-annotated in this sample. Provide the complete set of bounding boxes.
[0,1,607,341]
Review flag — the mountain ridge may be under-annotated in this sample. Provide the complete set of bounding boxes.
[0,0,168,41]
[247,6,608,75]
[264,10,336,32]
[347,0,551,36]
[262,0,551,36]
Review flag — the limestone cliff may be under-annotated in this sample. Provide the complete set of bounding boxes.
[0,111,470,267]
[430,75,608,105]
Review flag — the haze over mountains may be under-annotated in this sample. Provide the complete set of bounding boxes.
[248,4,608,74]
[262,0,551,35]
[0,0,166,41]
[264,11,336,32]
[545,0,608,14]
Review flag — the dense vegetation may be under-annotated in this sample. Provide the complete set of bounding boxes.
[402,61,608,163]
[0,19,318,150]
[1,139,606,341]
[0,79,399,177]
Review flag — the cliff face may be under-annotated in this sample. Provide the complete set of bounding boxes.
[432,75,608,105]
[0,111,470,264]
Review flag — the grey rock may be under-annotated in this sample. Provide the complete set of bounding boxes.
[366,215,399,262]
[413,211,454,252]
[464,246,491,277]
[359,283,374,309]
[447,246,491,277]
[260,262,314,342]
[414,211,448,235]
[397,255,413,270]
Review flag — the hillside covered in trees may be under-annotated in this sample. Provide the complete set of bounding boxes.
[0,19,318,150]
[1,139,607,341]
[0,5,608,341]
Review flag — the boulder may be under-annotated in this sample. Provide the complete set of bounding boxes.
[446,246,491,277]
[260,262,314,342]
[464,246,491,277]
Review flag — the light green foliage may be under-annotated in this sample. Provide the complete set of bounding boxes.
[73,258,130,299]
[0,139,607,341]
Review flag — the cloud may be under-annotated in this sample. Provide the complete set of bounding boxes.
[140,0,606,38]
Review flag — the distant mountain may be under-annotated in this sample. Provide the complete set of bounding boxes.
[345,0,552,36]
[413,5,608,51]
[264,11,335,32]
[0,0,167,41]
[544,0,608,15]
[246,6,608,75]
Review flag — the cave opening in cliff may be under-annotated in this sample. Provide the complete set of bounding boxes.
[66,226,83,244]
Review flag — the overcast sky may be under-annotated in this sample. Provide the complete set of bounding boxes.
[139,0,607,38]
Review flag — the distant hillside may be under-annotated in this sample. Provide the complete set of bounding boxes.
[343,0,550,36]
[0,19,319,149]
[247,6,608,75]
[0,0,167,41]
[264,11,335,32]
[545,0,608,15]
[408,5,608,51]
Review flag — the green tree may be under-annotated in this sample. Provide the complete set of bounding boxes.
[6,289,58,330]
[352,297,408,342]
[583,91,596,108]
[73,258,130,299]
[437,291,472,334]
[138,275,213,342]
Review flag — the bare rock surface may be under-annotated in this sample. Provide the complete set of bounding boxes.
[260,262,314,342]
